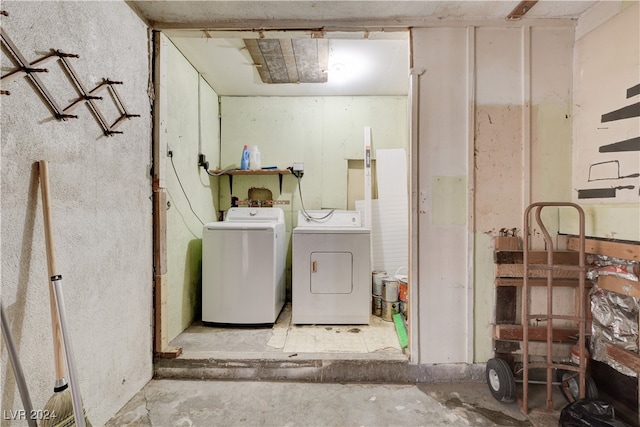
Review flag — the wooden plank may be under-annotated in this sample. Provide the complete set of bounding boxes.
[244,39,271,83]
[154,273,168,353]
[494,340,520,354]
[605,343,640,373]
[153,273,182,356]
[495,264,581,279]
[494,250,579,265]
[259,39,290,83]
[292,39,328,83]
[494,236,520,250]
[153,190,167,275]
[493,324,578,342]
[507,0,539,20]
[567,236,640,261]
[598,275,640,298]
[153,189,168,355]
[279,39,299,83]
[494,340,575,358]
[495,286,517,324]
[157,347,183,359]
[495,278,588,287]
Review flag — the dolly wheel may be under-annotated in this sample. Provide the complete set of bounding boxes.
[486,358,516,403]
[556,369,599,403]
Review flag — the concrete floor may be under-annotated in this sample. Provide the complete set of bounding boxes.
[167,303,405,358]
[106,380,567,426]
[111,304,567,426]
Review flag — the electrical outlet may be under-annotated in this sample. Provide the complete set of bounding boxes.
[167,145,173,157]
[292,162,304,178]
[198,154,209,170]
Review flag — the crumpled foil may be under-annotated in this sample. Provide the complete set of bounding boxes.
[590,286,639,377]
[587,254,640,281]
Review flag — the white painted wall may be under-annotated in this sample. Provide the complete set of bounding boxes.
[562,1,640,241]
[1,1,152,425]
[163,36,221,341]
[413,27,473,364]
[412,24,575,363]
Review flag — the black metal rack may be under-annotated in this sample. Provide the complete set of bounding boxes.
[0,12,139,135]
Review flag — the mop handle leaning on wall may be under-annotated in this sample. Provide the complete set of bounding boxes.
[1,303,37,427]
[50,274,86,427]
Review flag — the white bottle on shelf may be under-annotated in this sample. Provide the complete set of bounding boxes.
[249,145,261,170]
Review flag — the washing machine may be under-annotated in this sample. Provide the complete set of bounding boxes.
[202,207,286,324]
[292,210,371,324]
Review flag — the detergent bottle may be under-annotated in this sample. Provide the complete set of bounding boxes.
[240,145,250,170]
[249,146,261,170]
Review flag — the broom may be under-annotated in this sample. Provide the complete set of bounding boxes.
[39,160,90,427]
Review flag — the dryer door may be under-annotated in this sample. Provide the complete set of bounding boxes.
[310,252,353,294]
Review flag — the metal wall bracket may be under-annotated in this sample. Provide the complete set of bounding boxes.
[0,13,139,136]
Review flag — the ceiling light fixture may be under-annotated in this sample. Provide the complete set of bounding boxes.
[331,63,346,73]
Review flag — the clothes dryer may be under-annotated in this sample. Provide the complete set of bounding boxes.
[292,210,371,324]
[202,207,286,324]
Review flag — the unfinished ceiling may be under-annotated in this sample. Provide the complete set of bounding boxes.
[166,32,409,96]
[245,38,329,84]
[129,1,598,28]
[130,1,598,97]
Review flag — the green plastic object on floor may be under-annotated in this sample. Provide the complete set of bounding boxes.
[393,313,408,349]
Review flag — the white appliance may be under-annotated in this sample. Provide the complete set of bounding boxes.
[202,207,286,324]
[292,210,371,324]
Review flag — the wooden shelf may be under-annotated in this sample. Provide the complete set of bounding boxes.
[210,169,291,176]
[210,169,292,194]
[492,324,579,343]
[567,236,640,261]
[495,250,580,265]
[492,234,590,357]
[495,248,584,279]
[565,235,640,423]
[597,275,640,298]
[606,343,640,373]
[495,278,592,287]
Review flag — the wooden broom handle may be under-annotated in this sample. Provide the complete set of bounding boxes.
[39,160,65,381]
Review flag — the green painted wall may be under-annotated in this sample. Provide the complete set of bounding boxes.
[218,96,408,215]
[165,39,220,341]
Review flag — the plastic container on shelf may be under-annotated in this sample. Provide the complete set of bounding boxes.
[240,145,250,170]
[249,145,261,170]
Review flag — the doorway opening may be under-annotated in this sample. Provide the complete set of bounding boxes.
[152,28,413,368]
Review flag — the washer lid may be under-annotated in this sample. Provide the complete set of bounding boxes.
[204,222,278,231]
[225,207,285,224]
